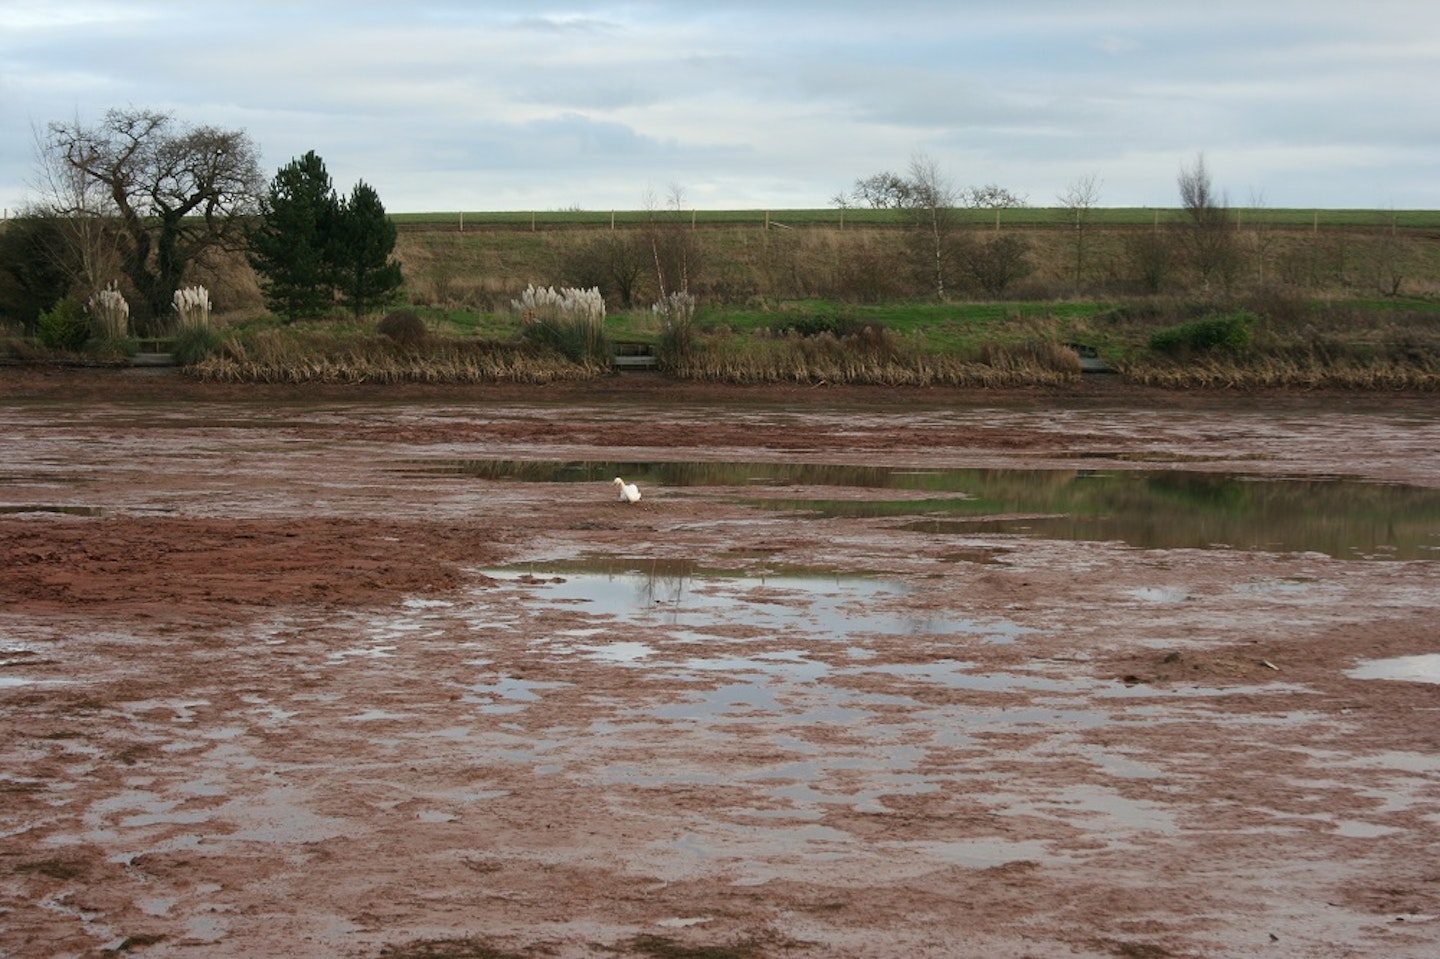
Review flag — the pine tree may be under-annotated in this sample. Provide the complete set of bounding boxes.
[332,181,403,319]
[248,151,338,321]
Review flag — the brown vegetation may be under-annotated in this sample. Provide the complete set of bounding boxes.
[189,329,604,384]
[392,219,1440,311]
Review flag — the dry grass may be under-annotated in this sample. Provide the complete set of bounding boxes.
[188,329,605,384]
[663,329,1082,386]
[1118,356,1440,391]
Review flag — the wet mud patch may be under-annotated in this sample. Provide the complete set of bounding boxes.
[0,515,501,614]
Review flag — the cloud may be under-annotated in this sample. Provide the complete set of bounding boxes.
[2,1,1438,213]
[1095,35,1140,56]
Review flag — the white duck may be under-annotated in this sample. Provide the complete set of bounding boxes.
[613,477,642,504]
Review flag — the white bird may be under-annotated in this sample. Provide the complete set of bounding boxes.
[613,477,641,504]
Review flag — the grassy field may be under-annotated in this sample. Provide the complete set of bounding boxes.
[392,207,1440,231]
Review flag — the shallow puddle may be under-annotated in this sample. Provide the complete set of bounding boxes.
[487,564,1035,644]
[1346,653,1440,684]
[469,566,1308,713]
[416,459,1440,560]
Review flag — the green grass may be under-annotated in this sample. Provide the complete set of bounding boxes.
[413,299,1115,354]
[684,299,1111,352]
[206,294,1440,363]
[1327,295,1440,314]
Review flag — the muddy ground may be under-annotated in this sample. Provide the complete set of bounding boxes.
[2,369,1438,959]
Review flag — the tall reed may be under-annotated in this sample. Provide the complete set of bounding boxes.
[87,282,130,339]
[654,290,697,370]
[512,284,609,364]
[173,286,212,331]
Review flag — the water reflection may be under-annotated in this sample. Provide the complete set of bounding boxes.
[487,565,1034,643]
[0,504,103,516]
[419,459,1440,561]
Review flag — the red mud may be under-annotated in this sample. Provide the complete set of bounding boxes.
[2,369,1439,958]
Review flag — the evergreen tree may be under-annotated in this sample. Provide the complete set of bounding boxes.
[0,213,74,332]
[248,151,339,321]
[332,181,404,319]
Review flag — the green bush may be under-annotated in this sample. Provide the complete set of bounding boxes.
[777,313,878,338]
[35,298,90,352]
[1149,311,1254,356]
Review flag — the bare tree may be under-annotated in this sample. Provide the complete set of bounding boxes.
[641,183,700,302]
[1124,232,1175,294]
[42,108,264,331]
[963,233,1033,297]
[850,171,916,209]
[1057,172,1102,291]
[28,118,125,297]
[1176,152,1237,292]
[559,230,650,308]
[1244,187,1281,288]
[904,153,961,299]
[962,184,1028,210]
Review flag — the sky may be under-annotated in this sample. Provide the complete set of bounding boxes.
[2,1,1437,214]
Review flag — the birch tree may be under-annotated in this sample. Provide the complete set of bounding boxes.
[903,153,961,299]
[1058,172,1102,291]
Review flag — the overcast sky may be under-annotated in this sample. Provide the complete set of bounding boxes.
[3,1,1437,214]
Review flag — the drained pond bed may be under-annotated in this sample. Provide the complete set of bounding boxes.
[2,377,1439,958]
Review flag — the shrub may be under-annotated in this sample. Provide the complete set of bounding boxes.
[85,335,138,364]
[1244,288,1310,328]
[776,313,876,339]
[512,284,608,364]
[1149,311,1254,356]
[36,298,90,352]
[172,325,226,366]
[378,309,429,349]
[963,234,1033,297]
